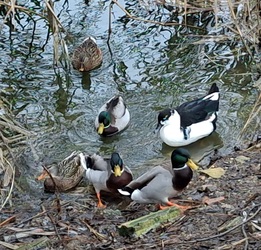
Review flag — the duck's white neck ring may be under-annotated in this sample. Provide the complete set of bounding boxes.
[173,164,188,171]
[104,124,111,129]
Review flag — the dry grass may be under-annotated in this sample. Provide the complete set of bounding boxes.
[0,0,70,69]
[0,97,32,211]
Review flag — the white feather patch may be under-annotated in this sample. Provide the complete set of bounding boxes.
[203,92,219,101]
[118,189,130,196]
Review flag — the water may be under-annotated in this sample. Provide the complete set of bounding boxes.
[0,0,259,189]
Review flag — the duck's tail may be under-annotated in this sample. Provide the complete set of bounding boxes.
[203,83,220,112]
[208,83,219,95]
[79,153,88,171]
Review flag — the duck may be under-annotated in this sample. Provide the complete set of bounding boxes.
[71,36,102,72]
[37,151,85,192]
[43,175,84,193]
[118,148,198,210]
[80,152,133,208]
[155,83,220,147]
[95,95,130,136]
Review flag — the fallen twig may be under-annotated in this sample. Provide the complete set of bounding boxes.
[0,215,16,227]
[0,240,18,250]
[81,219,108,241]
[46,212,62,241]
[42,165,62,214]
[241,211,249,250]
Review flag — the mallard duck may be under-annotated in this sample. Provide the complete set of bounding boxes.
[37,151,85,192]
[118,148,198,210]
[95,95,130,136]
[71,36,102,72]
[156,83,220,147]
[43,175,84,193]
[80,152,133,208]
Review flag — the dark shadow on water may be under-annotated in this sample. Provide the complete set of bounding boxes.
[81,72,92,90]
[160,132,224,164]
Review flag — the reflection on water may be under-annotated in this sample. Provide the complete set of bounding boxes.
[160,132,223,163]
[0,0,259,192]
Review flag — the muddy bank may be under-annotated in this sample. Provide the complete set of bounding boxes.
[0,143,260,250]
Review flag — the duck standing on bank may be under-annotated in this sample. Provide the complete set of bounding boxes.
[95,95,130,137]
[156,83,220,147]
[71,36,102,72]
[36,151,85,192]
[80,152,133,208]
[118,148,198,210]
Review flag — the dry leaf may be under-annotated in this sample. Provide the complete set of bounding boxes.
[235,155,250,164]
[199,167,225,178]
[3,163,13,187]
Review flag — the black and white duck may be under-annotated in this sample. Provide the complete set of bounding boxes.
[156,83,220,147]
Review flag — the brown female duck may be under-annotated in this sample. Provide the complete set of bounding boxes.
[71,36,102,72]
[37,151,85,192]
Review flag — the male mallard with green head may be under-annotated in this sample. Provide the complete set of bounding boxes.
[80,152,133,208]
[118,148,198,210]
[95,95,130,136]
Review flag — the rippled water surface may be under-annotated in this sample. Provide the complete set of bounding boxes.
[0,0,259,188]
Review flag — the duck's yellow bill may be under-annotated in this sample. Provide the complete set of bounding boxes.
[114,165,122,177]
[187,159,199,170]
[98,123,104,134]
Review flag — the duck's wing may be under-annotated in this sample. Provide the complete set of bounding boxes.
[124,166,169,191]
[44,174,83,193]
[58,151,82,177]
[176,84,219,127]
[80,153,110,190]
[106,96,127,120]
[87,154,109,171]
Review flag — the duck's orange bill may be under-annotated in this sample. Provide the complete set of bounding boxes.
[36,171,48,180]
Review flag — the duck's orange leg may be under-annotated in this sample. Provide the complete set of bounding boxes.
[96,193,106,208]
[158,201,191,211]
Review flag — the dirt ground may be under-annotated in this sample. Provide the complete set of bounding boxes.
[0,143,260,250]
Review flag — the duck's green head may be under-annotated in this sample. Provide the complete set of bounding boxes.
[110,152,124,177]
[171,148,198,170]
[98,111,111,134]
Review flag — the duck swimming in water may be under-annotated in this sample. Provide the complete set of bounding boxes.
[156,83,220,147]
[95,95,130,137]
[71,36,102,72]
